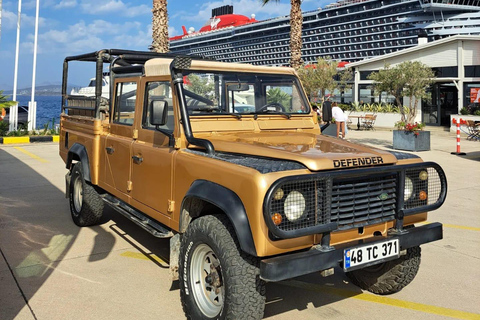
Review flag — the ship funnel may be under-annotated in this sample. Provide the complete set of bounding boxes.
[212,5,233,17]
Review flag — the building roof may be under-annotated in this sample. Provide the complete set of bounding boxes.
[347,35,480,68]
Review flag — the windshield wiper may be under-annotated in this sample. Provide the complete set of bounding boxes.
[191,107,242,119]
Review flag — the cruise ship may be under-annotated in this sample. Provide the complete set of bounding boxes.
[169,1,480,66]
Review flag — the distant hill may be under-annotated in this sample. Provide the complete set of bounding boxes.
[3,85,79,96]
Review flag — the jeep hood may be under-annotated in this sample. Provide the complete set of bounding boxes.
[202,132,398,171]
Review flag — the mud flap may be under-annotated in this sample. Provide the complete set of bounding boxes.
[65,171,72,198]
[170,233,181,281]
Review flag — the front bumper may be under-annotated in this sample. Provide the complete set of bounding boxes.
[260,222,442,282]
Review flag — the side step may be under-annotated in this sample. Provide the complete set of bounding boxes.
[102,194,173,238]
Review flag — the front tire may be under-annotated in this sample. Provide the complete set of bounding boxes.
[346,246,421,295]
[69,162,104,227]
[179,215,266,320]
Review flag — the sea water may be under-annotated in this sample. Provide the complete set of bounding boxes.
[13,96,61,130]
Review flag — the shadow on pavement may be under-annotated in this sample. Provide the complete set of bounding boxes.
[99,204,364,318]
[0,148,115,320]
[460,151,480,162]
[264,269,362,318]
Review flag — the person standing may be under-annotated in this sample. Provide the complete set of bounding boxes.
[331,102,347,138]
[322,95,332,124]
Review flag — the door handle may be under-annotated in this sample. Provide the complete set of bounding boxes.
[106,147,115,154]
[132,155,143,164]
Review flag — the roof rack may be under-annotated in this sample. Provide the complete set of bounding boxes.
[62,49,213,118]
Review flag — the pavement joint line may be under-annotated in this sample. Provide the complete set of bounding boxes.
[282,280,480,320]
[0,246,38,320]
[13,146,49,163]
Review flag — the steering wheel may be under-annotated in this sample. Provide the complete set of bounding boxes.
[257,102,286,112]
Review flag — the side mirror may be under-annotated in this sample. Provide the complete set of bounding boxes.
[149,100,168,126]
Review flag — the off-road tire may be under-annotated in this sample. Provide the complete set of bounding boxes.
[69,162,104,227]
[179,214,266,320]
[346,246,421,295]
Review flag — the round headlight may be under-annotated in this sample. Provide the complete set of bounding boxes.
[419,170,428,181]
[284,191,306,222]
[404,177,414,201]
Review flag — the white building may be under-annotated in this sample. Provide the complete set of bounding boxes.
[347,35,480,127]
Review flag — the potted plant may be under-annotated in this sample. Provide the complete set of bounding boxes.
[368,61,434,151]
[393,121,430,151]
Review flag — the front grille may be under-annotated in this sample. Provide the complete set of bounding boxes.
[263,162,447,239]
[331,175,397,230]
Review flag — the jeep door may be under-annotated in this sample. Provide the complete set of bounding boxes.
[104,80,138,196]
[130,80,175,225]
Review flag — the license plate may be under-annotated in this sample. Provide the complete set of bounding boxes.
[344,239,399,270]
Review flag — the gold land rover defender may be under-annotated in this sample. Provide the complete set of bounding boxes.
[60,50,447,320]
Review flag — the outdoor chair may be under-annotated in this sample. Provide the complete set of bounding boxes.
[465,120,480,141]
[346,111,354,129]
[361,114,376,130]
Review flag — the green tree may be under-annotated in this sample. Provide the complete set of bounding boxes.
[0,90,17,109]
[297,57,352,100]
[267,88,292,109]
[152,0,169,53]
[368,61,434,124]
[186,74,215,100]
[261,0,303,69]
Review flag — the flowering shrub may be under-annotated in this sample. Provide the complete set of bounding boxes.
[395,121,426,136]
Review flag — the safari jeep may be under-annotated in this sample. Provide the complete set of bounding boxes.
[59,49,447,320]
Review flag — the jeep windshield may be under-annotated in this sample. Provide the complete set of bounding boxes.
[181,71,310,117]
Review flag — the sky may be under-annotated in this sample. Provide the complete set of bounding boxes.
[0,0,330,92]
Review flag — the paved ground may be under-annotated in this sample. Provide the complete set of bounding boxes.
[0,128,479,320]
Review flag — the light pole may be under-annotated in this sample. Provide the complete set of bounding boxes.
[28,0,40,131]
[10,0,22,132]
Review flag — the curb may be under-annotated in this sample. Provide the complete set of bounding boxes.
[0,135,59,145]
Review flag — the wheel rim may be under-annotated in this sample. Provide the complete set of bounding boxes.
[73,176,83,213]
[190,243,224,317]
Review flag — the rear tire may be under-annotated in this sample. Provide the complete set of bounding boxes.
[69,162,104,226]
[346,246,421,295]
[179,214,266,320]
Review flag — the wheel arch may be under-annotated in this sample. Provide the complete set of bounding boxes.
[180,180,257,257]
[66,143,91,182]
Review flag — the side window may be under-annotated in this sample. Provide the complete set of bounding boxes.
[143,81,174,131]
[113,81,137,125]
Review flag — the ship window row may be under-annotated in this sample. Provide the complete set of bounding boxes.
[220,47,401,65]
[301,24,404,41]
[208,41,408,63]
[315,3,420,23]
[189,32,417,57]
[303,16,398,35]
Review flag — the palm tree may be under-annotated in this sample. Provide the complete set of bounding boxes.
[151,0,169,53]
[261,0,303,69]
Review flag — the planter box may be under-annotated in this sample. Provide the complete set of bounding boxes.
[393,130,430,152]
[347,111,421,129]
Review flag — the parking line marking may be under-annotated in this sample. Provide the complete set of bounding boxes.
[13,147,49,163]
[283,280,480,320]
[443,224,480,232]
[120,251,169,267]
[420,222,480,232]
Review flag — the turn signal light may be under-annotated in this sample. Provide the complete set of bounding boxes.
[272,213,282,226]
[419,191,427,201]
